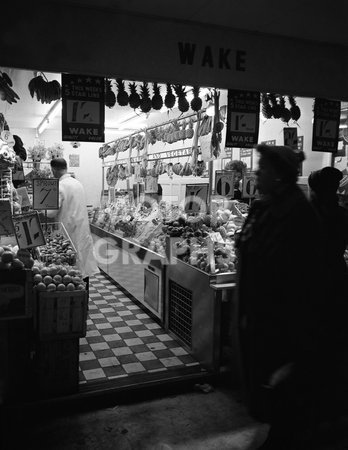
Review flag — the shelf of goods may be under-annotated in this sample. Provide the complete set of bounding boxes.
[90,199,249,337]
[0,222,87,401]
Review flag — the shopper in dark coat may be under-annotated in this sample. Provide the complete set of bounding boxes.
[308,166,348,422]
[235,144,326,449]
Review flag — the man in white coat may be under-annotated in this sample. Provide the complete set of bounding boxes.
[47,158,99,292]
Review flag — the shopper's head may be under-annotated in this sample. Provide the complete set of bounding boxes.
[308,166,342,199]
[256,144,305,195]
[226,160,247,186]
[50,157,68,178]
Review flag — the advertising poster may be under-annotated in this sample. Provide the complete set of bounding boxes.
[69,154,80,167]
[62,73,105,143]
[312,98,340,152]
[225,90,260,148]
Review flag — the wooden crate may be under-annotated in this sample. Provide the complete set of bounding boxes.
[0,269,33,320]
[34,290,88,340]
[34,338,79,398]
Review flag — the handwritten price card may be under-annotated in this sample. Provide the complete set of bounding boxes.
[184,184,209,213]
[33,178,59,210]
[13,211,46,249]
[0,199,15,236]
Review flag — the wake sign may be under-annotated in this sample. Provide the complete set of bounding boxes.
[225,89,260,148]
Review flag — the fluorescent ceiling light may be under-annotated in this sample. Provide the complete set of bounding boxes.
[36,99,61,136]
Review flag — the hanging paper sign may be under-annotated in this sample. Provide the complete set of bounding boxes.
[199,134,212,161]
[69,154,80,167]
[242,173,258,198]
[215,170,234,197]
[283,127,298,150]
[0,200,15,236]
[240,148,253,170]
[184,184,209,213]
[225,90,260,148]
[145,176,158,194]
[0,130,15,147]
[16,187,31,208]
[312,98,340,152]
[32,178,59,210]
[61,73,105,143]
[12,211,46,249]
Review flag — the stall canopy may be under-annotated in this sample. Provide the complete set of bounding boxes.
[1,0,347,101]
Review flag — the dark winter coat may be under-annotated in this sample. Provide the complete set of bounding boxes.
[235,184,326,421]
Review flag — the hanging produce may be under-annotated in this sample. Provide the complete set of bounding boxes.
[164,83,176,109]
[288,96,301,121]
[268,93,282,119]
[116,78,129,106]
[279,96,291,123]
[28,73,61,104]
[261,93,273,119]
[185,118,194,139]
[210,89,222,158]
[151,82,163,110]
[173,85,189,113]
[128,82,141,110]
[0,71,19,105]
[190,86,203,112]
[139,82,152,113]
[105,79,116,108]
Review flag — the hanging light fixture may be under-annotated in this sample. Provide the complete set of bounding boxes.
[36,99,61,137]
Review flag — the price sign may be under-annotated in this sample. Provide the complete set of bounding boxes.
[0,200,15,236]
[33,178,59,210]
[242,173,258,198]
[215,170,234,197]
[13,211,46,249]
[208,232,224,243]
[283,127,298,150]
[184,184,209,213]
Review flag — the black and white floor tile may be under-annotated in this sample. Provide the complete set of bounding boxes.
[79,273,201,385]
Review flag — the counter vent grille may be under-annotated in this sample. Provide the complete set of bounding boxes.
[168,280,192,347]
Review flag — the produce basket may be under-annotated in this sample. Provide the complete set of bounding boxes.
[39,222,77,265]
[34,289,88,340]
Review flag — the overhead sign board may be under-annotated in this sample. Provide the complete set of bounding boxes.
[62,73,105,143]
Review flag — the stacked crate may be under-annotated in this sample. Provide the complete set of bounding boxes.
[33,289,88,398]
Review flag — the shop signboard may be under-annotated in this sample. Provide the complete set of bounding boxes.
[283,127,298,150]
[184,184,209,213]
[225,90,260,149]
[13,211,46,249]
[33,178,59,210]
[61,73,105,143]
[214,170,234,197]
[0,199,14,236]
[312,98,341,152]
[242,173,258,198]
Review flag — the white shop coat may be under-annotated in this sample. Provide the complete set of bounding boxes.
[46,174,99,278]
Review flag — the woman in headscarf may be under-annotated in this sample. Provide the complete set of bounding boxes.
[235,144,326,449]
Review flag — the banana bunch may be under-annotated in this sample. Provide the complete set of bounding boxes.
[0,71,20,104]
[28,74,61,104]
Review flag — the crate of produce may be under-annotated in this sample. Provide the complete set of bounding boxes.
[38,222,77,265]
[34,290,88,340]
[34,337,79,398]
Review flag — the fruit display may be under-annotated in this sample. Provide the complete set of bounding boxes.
[38,230,77,266]
[0,245,31,270]
[91,198,249,274]
[32,262,86,292]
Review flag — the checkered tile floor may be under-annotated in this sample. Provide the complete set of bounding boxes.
[79,273,201,385]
